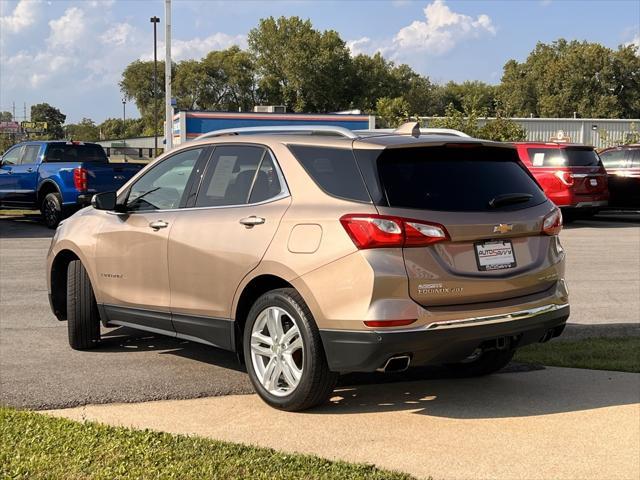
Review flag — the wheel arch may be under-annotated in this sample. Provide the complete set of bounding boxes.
[49,249,80,320]
[37,180,61,208]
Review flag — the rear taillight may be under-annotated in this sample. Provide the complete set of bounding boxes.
[542,208,563,235]
[554,170,574,186]
[73,167,88,191]
[340,214,449,249]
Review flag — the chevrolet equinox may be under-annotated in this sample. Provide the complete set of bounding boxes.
[47,124,569,411]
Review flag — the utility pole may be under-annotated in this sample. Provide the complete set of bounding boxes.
[150,16,160,155]
[164,0,173,152]
[11,102,15,121]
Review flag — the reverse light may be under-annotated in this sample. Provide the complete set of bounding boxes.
[73,167,88,191]
[340,214,449,249]
[542,208,563,235]
[364,319,417,328]
[554,170,574,186]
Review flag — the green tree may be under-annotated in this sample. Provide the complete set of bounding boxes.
[248,16,352,112]
[65,118,99,141]
[375,97,411,128]
[202,46,259,111]
[31,103,66,139]
[428,104,482,137]
[497,39,640,118]
[0,112,13,122]
[438,81,497,116]
[97,118,144,140]
[478,116,527,142]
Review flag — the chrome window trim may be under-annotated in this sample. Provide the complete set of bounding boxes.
[109,145,290,215]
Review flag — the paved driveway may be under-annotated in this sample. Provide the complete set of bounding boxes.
[1,212,638,409]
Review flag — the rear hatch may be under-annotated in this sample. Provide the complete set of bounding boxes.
[528,146,608,195]
[354,143,559,306]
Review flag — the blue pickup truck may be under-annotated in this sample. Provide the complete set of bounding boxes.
[0,140,142,227]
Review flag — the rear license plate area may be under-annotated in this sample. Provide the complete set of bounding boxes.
[474,240,516,271]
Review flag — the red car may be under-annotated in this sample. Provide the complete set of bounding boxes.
[514,143,609,218]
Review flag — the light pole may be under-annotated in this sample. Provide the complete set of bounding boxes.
[150,15,160,155]
[122,98,127,161]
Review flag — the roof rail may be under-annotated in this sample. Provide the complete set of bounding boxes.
[354,127,471,138]
[194,125,359,141]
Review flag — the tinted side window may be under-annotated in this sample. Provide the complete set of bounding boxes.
[195,146,267,207]
[249,155,283,204]
[2,146,23,165]
[600,149,632,168]
[527,147,600,167]
[44,143,107,162]
[288,145,371,202]
[21,145,40,164]
[127,148,203,211]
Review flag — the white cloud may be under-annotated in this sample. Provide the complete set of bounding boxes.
[346,37,373,56]
[0,0,40,34]
[47,7,86,48]
[626,33,640,50]
[101,23,134,46]
[141,32,247,61]
[393,0,496,55]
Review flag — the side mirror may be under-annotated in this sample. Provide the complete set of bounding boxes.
[91,191,117,211]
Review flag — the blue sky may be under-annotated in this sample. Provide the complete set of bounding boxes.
[1,0,638,123]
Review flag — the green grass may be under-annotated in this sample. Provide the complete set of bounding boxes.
[0,407,416,480]
[515,337,640,373]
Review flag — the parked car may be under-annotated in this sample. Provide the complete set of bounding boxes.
[513,142,609,219]
[47,124,569,411]
[0,140,143,227]
[598,145,640,209]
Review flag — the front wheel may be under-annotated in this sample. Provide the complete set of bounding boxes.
[243,288,337,411]
[445,348,516,377]
[67,260,101,350]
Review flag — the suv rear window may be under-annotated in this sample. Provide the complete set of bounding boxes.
[45,143,107,163]
[355,145,546,212]
[288,145,371,202]
[527,147,601,167]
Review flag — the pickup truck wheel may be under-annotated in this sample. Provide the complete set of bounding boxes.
[67,260,100,350]
[41,192,63,229]
[243,288,338,411]
[445,348,516,377]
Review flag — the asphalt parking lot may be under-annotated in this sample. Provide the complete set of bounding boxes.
[1,211,638,410]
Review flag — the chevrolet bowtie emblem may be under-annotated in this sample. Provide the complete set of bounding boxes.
[493,224,513,234]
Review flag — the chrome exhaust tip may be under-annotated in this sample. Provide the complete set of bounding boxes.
[377,355,411,373]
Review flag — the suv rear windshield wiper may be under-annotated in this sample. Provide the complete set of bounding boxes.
[488,193,533,209]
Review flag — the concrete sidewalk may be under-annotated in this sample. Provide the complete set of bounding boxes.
[47,367,640,480]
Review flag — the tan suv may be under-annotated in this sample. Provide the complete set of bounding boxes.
[47,124,569,411]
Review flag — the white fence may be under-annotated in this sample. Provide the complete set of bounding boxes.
[420,117,639,148]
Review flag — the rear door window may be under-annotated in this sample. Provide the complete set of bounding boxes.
[45,143,107,163]
[288,145,371,203]
[356,145,546,212]
[527,147,601,167]
[20,145,40,165]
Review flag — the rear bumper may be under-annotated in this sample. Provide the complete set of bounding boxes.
[320,304,569,373]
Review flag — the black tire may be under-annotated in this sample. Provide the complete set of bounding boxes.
[243,288,338,411]
[41,192,63,229]
[67,260,100,350]
[445,348,516,377]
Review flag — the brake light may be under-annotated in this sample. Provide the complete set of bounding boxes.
[340,214,449,249]
[554,170,574,186]
[73,167,88,191]
[542,208,563,235]
[364,319,417,328]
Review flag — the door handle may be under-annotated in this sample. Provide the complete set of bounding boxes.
[239,216,265,227]
[149,220,169,230]
[26,168,33,173]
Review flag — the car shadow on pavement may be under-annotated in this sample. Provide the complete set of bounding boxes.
[316,364,639,418]
[0,214,53,238]
[562,211,640,229]
[99,326,245,373]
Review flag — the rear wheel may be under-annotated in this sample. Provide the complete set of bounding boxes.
[67,260,100,350]
[445,348,516,377]
[243,288,338,411]
[41,192,63,229]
